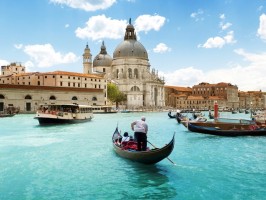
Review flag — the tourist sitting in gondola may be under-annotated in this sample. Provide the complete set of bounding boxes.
[120,132,130,145]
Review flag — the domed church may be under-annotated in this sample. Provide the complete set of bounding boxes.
[85,19,165,108]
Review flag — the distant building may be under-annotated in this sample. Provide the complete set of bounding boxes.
[0,62,106,113]
[239,90,265,110]
[165,82,247,110]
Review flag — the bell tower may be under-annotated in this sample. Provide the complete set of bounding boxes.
[83,43,92,74]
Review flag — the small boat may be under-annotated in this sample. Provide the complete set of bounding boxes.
[120,110,131,113]
[34,104,93,125]
[168,111,176,119]
[112,127,175,164]
[187,123,266,137]
[208,111,214,119]
[232,110,237,114]
[181,117,256,129]
[91,105,117,114]
[0,113,16,118]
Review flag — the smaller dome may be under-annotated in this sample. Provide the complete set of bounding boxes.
[93,41,112,67]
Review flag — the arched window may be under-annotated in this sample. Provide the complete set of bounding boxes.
[0,94,4,99]
[25,95,32,99]
[134,68,138,79]
[92,97,97,101]
[130,86,140,92]
[128,68,132,78]
[72,96,78,100]
[49,95,56,100]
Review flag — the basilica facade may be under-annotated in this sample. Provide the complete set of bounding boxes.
[91,21,165,108]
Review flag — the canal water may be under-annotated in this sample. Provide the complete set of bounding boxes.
[0,112,265,200]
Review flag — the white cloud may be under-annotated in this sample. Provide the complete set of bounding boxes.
[14,44,23,49]
[199,31,236,48]
[153,43,171,53]
[219,14,225,20]
[50,0,116,11]
[24,61,34,72]
[199,36,225,48]
[220,22,232,30]
[224,31,236,43]
[162,49,266,91]
[23,44,79,68]
[0,59,9,67]
[65,24,69,28]
[257,13,266,41]
[75,15,127,40]
[190,9,204,21]
[134,14,166,33]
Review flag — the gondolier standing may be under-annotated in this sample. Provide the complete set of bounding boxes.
[131,116,148,151]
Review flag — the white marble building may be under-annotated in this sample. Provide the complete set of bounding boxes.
[92,21,165,108]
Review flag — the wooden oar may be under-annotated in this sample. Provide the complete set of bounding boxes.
[147,140,176,165]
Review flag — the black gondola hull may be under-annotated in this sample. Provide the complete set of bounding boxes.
[188,123,266,137]
[35,117,92,125]
[112,128,175,164]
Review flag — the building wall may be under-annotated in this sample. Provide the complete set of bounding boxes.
[0,84,105,113]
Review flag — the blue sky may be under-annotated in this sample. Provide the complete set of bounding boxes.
[1,0,266,91]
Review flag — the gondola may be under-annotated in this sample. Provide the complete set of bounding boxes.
[112,127,175,164]
[168,112,176,119]
[187,123,266,137]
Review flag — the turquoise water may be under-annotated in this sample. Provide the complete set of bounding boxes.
[0,112,266,200]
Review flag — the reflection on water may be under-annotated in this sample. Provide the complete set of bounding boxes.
[116,163,177,199]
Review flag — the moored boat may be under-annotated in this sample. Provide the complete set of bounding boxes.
[112,127,175,164]
[181,117,256,129]
[0,113,16,118]
[91,105,117,114]
[187,122,266,137]
[34,104,93,125]
[168,111,176,119]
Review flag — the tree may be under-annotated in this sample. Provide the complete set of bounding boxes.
[107,83,127,108]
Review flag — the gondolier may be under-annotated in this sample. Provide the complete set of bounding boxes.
[131,116,148,151]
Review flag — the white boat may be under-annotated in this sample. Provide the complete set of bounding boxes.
[34,104,93,125]
[91,105,117,114]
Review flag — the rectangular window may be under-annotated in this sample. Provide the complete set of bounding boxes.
[68,82,70,86]
[60,82,63,86]
[38,81,40,85]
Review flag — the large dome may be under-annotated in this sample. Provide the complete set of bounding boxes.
[93,41,112,67]
[113,40,148,59]
[113,21,148,60]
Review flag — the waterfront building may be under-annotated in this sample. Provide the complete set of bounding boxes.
[0,63,106,113]
[238,90,265,110]
[165,82,239,110]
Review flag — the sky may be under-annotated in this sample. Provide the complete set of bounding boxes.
[0,0,266,91]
